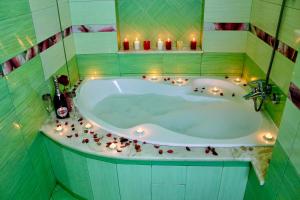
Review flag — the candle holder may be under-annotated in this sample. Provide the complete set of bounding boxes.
[190,38,197,50]
[157,39,163,50]
[134,38,140,50]
[42,94,53,114]
[55,125,63,132]
[85,123,93,129]
[263,133,274,141]
[176,41,184,50]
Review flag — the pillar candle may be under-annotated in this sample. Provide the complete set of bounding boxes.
[176,40,183,50]
[123,38,129,50]
[165,38,172,50]
[134,38,140,50]
[144,40,151,50]
[190,37,197,50]
[157,38,163,50]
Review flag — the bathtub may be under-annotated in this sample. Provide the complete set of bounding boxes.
[75,77,277,147]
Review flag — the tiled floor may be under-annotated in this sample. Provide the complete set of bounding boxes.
[50,185,79,200]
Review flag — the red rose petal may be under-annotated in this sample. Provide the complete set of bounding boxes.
[66,135,72,138]
[133,140,138,144]
[159,149,163,154]
[94,138,100,142]
[106,133,112,137]
[167,149,173,154]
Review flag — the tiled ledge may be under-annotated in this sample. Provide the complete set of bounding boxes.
[41,113,272,185]
[117,49,204,54]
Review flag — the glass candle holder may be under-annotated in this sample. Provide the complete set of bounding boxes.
[42,94,53,114]
[144,40,151,50]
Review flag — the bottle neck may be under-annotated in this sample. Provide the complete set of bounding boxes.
[53,77,61,96]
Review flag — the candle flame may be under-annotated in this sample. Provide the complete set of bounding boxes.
[124,38,128,42]
[192,37,196,41]
[167,38,170,42]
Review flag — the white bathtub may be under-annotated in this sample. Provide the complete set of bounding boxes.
[75,77,277,147]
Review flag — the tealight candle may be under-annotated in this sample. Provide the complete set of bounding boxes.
[176,78,184,85]
[165,38,172,50]
[123,38,129,50]
[144,40,151,50]
[157,38,163,50]
[109,143,117,150]
[176,40,183,50]
[263,132,274,141]
[190,37,197,50]
[56,125,63,132]
[85,123,92,129]
[234,77,241,83]
[134,38,140,50]
[150,76,158,81]
[136,128,144,135]
[211,87,220,93]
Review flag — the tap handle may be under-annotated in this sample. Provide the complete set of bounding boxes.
[248,79,266,88]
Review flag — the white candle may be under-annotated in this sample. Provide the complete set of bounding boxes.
[157,38,163,50]
[211,87,220,93]
[263,133,274,141]
[176,41,183,50]
[176,78,184,85]
[150,76,158,81]
[109,143,117,150]
[85,123,92,129]
[136,128,144,135]
[234,77,241,83]
[134,38,140,50]
[56,125,63,132]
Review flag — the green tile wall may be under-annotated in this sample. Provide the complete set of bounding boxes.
[117,0,203,49]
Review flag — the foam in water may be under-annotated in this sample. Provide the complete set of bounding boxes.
[92,94,260,139]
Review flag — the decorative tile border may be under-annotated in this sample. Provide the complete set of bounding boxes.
[0,26,72,77]
[72,25,117,33]
[289,82,300,109]
[204,23,249,31]
[250,24,298,62]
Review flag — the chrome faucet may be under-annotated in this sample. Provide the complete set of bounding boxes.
[243,79,280,111]
[243,79,271,100]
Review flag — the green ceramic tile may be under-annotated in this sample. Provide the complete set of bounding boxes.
[64,36,76,61]
[250,0,281,36]
[291,47,300,87]
[0,0,31,21]
[203,31,247,52]
[276,160,300,200]
[152,184,185,200]
[68,56,80,86]
[74,32,118,54]
[289,122,300,175]
[0,13,37,63]
[117,164,151,200]
[163,54,202,75]
[246,33,273,74]
[270,52,295,95]
[44,138,71,189]
[70,0,116,25]
[51,185,79,200]
[86,158,120,200]
[185,164,223,200]
[62,148,93,200]
[118,0,202,49]
[29,0,57,12]
[77,54,120,77]
[31,6,61,43]
[152,165,186,184]
[204,0,252,22]
[40,41,67,80]
[218,162,249,200]
[201,53,245,75]
[278,7,300,49]
[242,55,266,82]
[57,0,73,30]
[277,100,300,156]
[119,54,163,75]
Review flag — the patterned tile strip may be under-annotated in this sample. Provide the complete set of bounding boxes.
[204,23,249,31]
[250,24,298,62]
[289,82,300,109]
[72,24,117,33]
[0,26,72,77]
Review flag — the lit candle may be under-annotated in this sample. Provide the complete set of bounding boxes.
[176,78,184,85]
[134,38,140,50]
[136,128,144,135]
[150,76,158,81]
[190,37,197,50]
[55,125,63,132]
[85,123,92,129]
[144,40,151,50]
[165,38,172,50]
[234,77,241,83]
[157,38,163,50]
[211,87,220,93]
[263,133,274,141]
[109,143,117,150]
[123,38,129,50]
[176,41,183,50]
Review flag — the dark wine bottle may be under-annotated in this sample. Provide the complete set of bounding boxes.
[53,77,69,119]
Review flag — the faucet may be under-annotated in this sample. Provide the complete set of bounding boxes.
[243,79,271,100]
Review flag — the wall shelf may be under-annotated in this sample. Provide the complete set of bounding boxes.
[117,49,204,54]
